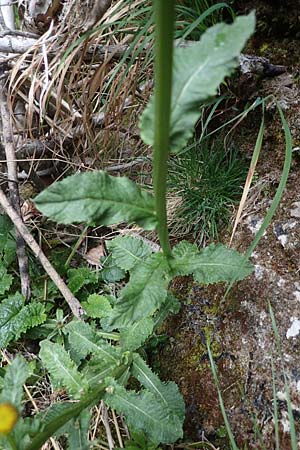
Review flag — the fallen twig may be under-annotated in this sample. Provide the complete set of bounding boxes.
[0,75,31,299]
[0,187,85,319]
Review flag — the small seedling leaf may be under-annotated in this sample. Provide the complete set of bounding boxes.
[81,294,112,319]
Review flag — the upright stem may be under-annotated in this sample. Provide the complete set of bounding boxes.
[153,0,175,257]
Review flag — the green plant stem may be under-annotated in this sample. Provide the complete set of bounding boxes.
[25,365,126,450]
[64,225,89,268]
[153,0,175,258]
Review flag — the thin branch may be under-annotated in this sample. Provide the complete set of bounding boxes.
[0,75,31,299]
[0,187,85,319]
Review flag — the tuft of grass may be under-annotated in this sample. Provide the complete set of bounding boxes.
[167,138,247,244]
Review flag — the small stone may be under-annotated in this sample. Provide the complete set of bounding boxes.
[290,202,300,218]
[286,318,300,338]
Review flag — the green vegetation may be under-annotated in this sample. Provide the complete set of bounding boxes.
[0,2,256,448]
[0,0,295,449]
[168,139,247,243]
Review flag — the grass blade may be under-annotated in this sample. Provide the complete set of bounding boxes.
[207,340,239,450]
[271,357,280,450]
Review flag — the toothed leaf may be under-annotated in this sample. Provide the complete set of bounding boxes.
[34,171,157,230]
[170,241,253,283]
[81,294,112,319]
[39,341,88,398]
[65,320,119,363]
[0,294,46,348]
[106,253,170,329]
[140,13,255,153]
[104,380,183,444]
[107,236,152,271]
[120,318,154,351]
[132,354,185,422]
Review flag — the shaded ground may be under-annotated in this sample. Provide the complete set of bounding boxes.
[159,2,300,448]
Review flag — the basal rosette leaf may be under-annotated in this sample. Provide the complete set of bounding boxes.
[140,13,255,153]
[132,354,185,422]
[104,380,183,444]
[0,294,46,348]
[65,320,119,363]
[39,341,88,399]
[120,318,154,351]
[34,171,157,230]
[170,241,253,283]
[106,253,171,329]
[66,409,90,450]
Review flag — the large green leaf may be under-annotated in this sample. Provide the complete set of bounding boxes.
[0,356,30,412]
[106,253,170,329]
[0,294,46,348]
[170,241,253,283]
[132,354,185,422]
[104,380,183,444]
[140,13,255,153]
[39,341,88,399]
[107,235,152,271]
[34,171,157,230]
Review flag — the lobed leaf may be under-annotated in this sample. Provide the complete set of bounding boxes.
[132,354,185,422]
[34,171,157,230]
[39,341,88,399]
[140,13,255,153]
[170,241,253,283]
[104,380,183,444]
[107,235,152,272]
[81,294,112,319]
[106,253,170,329]
[0,294,46,348]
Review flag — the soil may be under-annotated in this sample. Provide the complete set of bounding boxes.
[158,2,300,448]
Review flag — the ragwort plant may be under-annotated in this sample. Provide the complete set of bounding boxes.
[0,2,255,449]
